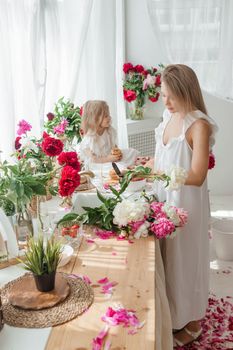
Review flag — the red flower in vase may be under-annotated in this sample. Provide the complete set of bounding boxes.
[123,90,137,102]
[59,166,80,197]
[41,136,63,157]
[57,152,81,171]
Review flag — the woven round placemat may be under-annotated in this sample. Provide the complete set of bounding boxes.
[1,272,94,328]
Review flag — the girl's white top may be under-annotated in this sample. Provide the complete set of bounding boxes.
[79,126,117,159]
[79,126,140,170]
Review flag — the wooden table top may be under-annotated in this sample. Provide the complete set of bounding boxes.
[45,234,155,350]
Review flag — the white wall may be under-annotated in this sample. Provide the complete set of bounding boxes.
[125,0,233,195]
[125,0,166,121]
[204,92,233,195]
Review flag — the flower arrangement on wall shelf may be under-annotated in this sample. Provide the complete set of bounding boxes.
[57,165,188,240]
[123,62,165,120]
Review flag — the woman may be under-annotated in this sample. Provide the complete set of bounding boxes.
[154,64,218,347]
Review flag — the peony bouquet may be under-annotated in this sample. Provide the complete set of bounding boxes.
[44,97,83,145]
[57,165,188,240]
[123,62,164,119]
[10,120,81,206]
[112,198,187,240]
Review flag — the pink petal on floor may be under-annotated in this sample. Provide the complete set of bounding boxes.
[87,239,95,243]
[92,326,110,350]
[103,339,112,350]
[97,277,109,284]
[112,251,117,256]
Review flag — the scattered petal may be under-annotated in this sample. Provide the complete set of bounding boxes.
[98,277,109,284]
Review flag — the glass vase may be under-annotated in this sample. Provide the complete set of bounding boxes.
[14,210,34,244]
[128,101,144,120]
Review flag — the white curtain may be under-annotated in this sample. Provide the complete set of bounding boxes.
[73,0,128,147]
[0,0,127,160]
[0,0,44,159]
[146,0,233,100]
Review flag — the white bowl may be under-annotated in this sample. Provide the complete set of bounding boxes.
[58,245,74,267]
[127,179,146,192]
[212,219,233,261]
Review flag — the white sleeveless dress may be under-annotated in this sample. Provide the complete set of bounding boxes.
[154,109,218,329]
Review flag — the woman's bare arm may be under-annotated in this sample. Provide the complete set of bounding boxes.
[185,120,211,186]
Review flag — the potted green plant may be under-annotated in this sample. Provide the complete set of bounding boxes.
[19,235,62,292]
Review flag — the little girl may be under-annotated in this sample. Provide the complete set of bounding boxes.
[79,100,139,168]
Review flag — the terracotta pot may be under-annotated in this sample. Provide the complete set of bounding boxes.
[33,271,56,292]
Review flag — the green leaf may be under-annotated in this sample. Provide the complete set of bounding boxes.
[56,213,79,226]
[15,181,24,197]
[96,190,108,205]
[29,183,47,195]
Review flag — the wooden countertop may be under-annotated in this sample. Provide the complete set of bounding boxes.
[46,234,155,350]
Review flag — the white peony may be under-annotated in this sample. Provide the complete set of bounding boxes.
[167,165,187,191]
[163,205,180,226]
[113,199,150,227]
[20,136,39,154]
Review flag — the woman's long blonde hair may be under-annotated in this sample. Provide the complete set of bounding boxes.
[162,64,208,115]
[81,100,110,134]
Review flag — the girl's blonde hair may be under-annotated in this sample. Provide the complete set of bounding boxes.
[162,64,208,115]
[81,100,110,134]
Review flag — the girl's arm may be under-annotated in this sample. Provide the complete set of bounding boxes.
[185,119,211,187]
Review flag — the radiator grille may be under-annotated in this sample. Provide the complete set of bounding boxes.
[128,130,155,157]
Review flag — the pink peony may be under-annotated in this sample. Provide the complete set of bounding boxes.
[150,202,165,218]
[176,207,188,227]
[53,119,69,135]
[17,119,32,136]
[150,217,175,239]
[129,219,146,234]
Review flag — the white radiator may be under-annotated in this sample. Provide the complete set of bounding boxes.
[128,130,155,157]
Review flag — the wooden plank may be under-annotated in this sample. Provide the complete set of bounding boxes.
[0,256,25,270]
[46,235,155,350]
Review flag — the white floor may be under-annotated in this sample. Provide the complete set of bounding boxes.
[209,195,233,298]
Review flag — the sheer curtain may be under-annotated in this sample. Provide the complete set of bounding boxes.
[147,0,233,100]
[0,0,45,159]
[0,0,127,159]
[73,0,128,147]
